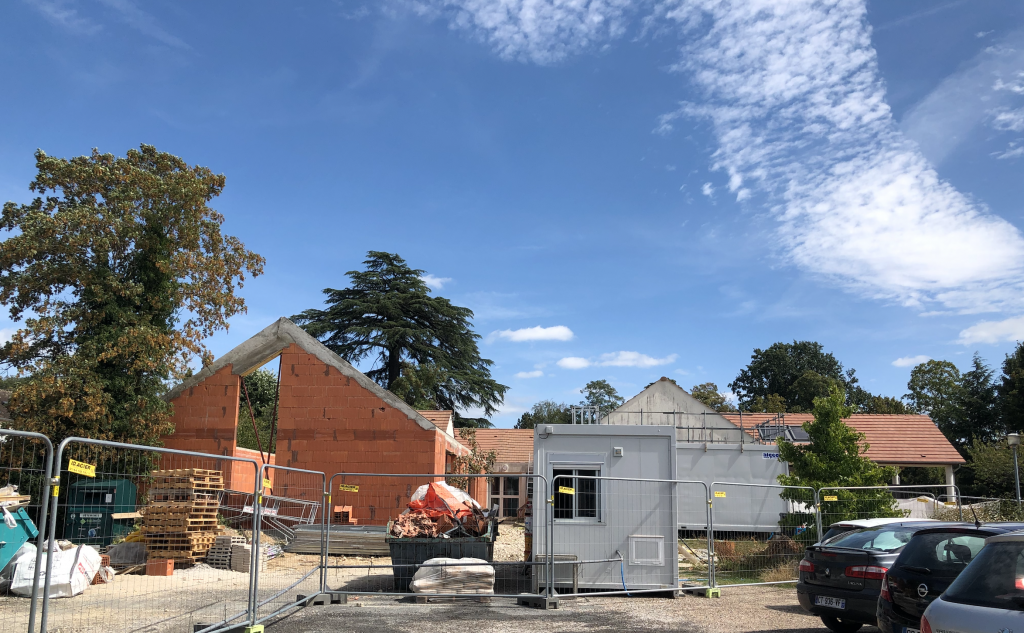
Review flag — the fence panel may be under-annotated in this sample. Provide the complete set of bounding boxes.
[323,472,548,600]
[251,464,325,625]
[708,482,816,587]
[541,475,709,597]
[818,485,962,530]
[39,438,260,633]
[0,429,54,633]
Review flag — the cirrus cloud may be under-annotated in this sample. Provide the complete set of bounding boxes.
[515,370,544,378]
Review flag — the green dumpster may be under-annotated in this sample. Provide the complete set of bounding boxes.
[63,479,137,547]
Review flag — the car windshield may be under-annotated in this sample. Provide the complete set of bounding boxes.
[943,541,1024,611]
[822,525,916,552]
[897,532,987,576]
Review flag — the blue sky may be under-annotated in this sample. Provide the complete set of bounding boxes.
[3,1,1024,427]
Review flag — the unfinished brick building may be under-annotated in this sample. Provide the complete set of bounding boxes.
[161,317,474,526]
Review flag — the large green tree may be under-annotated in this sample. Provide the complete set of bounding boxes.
[905,359,962,438]
[778,386,901,531]
[293,251,508,417]
[729,341,857,413]
[580,379,624,417]
[515,400,571,429]
[958,353,1002,445]
[998,341,1024,434]
[905,356,1003,451]
[689,382,738,412]
[237,368,279,454]
[0,146,264,449]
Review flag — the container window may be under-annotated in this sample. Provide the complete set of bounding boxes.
[553,468,600,521]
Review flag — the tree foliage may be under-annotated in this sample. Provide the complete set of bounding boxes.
[778,386,901,528]
[515,400,571,429]
[998,341,1024,434]
[580,379,624,417]
[237,368,279,454]
[730,341,856,413]
[0,146,263,450]
[689,382,737,412]
[293,252,507,417]
[447,428,497,491]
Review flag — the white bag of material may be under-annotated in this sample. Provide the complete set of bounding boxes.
[12,545,101,598]
[409,557,494,595]
[0,542,36,591]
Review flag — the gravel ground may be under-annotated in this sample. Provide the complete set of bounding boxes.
[264,585,882,633]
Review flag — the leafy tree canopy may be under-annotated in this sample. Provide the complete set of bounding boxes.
[580,379,624,417]
[0,146,263,449]
[689,382,738,412]
[515,400,571,429]
[998,341,1024,434]
[961,439,1018,499]
[293,252,508,417]
[905,355,1004,451]
[730,341,855,412]
[237,368,279,454]
[778,385,901,526]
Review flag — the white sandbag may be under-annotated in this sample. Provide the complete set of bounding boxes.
[410,557,494,595]
[12,545,101,598]
[0,542,36,591]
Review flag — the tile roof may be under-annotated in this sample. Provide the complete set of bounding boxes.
[721,413,965,465]
[417,410,453,431]
[457,429,535,464]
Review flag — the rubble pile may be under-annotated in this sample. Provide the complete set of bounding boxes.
[388,482,489,539]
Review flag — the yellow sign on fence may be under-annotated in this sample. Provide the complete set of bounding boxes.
[263,478,272,489]
[714,491,726,498]
[338,484,359,493]
[823,495,838,501]
[558,486,575,495]
[69,459,96,478]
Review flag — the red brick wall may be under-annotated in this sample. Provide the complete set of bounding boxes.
[270,344,453,525]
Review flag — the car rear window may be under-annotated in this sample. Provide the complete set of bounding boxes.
[821,526,855,542]
[943,541,1024,611]
[823,525,916,552]
[897,532,987,576]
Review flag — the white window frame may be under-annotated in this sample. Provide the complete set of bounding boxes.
[551,467,601,523]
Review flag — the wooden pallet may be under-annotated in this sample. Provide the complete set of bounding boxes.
[144,531,223,546]
[142,519,220,532]
[143,507,219,518]
[150,480,224,491]
[149,491,220,506]
[151,468,221,478]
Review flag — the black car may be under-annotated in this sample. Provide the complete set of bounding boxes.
[876,523,1024,633]
[797,522,957,633]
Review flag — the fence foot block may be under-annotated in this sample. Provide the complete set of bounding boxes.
[297,594,325,607]
[516,595,560,609]
[194,625,262,633]
[330,593,348,605]
[706,588,721,598]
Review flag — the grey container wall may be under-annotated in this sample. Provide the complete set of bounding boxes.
[386,522,495,592]
[533,424,678,592]
[676,444,789,533]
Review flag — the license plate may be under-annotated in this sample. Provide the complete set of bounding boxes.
[814,596,846,609]
[903,628,920,633]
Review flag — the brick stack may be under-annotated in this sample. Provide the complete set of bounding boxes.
[144,468,225,565]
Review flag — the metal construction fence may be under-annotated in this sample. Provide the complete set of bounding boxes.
[0,429,1003,632]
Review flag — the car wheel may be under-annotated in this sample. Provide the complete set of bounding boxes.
[820,615,863,633]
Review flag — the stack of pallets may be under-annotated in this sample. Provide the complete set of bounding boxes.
[206,534,246,570]
[143,468,225,565]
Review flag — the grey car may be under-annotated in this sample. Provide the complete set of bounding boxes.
[921,530,1024,632]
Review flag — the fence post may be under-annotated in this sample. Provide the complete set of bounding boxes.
[814,489,823,543]
[706,487,715,589]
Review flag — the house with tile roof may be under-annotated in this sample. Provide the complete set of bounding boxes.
[457,428,534,519]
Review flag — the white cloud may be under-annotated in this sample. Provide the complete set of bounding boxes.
[439,0,634,64]
[598,351,677,367]
[992,108,1024,132]
[661,1,1024,312]
[701,182,714,196]
[557,356,592,369]
[515,370,544,378]
[994,72,1024,95]
[995,144,1024,160]
[958,315,1024,345]
[892,355,930,368]
[420,274,452,290]
[31,0,102,34]
[431,1,1024,312]
[98,0,191,50]
[492,325,574,342]
[557,351,677,369]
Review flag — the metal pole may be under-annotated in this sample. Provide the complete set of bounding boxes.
[1015,445,1021,505]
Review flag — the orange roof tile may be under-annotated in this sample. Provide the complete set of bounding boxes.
[457,429,535,464]
[417,410,453,431]
[721,413,964,465]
